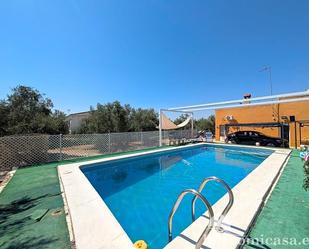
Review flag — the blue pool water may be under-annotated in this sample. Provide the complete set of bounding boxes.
[81,145,272,249]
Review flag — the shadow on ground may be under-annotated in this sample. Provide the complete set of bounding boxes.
[245,237,272,249]
[0,236,58,249]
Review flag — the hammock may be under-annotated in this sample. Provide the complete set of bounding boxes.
[160,113,192,130]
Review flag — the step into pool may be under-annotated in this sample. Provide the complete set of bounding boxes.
[81,145,273,249]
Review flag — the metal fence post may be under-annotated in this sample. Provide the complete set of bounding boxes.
[59,134,63,161]
[159,109,162,146]
[140,131,143,146]
[108,132,111,153]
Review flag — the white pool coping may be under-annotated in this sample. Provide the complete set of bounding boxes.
[58,143,291,249]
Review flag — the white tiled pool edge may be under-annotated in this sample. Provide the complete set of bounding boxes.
[58,144,291,249]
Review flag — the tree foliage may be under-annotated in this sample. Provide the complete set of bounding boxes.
[129,108,158,131]
[173,114,188,125]
[79,101,158,133]
[0,85,216,137]
[173,114,215,133]
[0,85,68,136]
[195,115,215,133]
[0,100,9,136]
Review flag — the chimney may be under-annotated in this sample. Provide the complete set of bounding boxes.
[243,93,251,99]
[243,93,251,104]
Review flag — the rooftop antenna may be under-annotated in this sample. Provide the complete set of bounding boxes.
[260,66,277,121]
[260,66,273,95]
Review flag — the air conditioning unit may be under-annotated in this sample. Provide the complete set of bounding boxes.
[226,115,234,121]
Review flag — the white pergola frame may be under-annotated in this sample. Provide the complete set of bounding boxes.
[159,89,309,146]
[159,109,194,146]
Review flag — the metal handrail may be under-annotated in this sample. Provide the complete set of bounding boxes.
[168,189,214,249]
[191,176,234,232]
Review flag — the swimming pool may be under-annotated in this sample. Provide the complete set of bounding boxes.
[81,144,272,249]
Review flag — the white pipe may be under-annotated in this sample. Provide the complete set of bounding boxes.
[159,109,162,146]
[191,113,194,138]
[167,90,309,111]
[160,108,192,113]
[179,96,309,112]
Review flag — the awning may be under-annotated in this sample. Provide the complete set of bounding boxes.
[160,113,191,130]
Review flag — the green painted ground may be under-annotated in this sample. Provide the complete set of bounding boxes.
[245,150,309,249]
[0,146,168,249]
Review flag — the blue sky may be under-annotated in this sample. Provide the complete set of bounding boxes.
[0,0,308,118]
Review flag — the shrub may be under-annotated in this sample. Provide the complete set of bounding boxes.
[304,160,309,190]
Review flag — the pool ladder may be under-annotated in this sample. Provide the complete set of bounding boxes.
[167,176,234,249]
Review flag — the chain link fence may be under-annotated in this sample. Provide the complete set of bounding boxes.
[0,129,196,172]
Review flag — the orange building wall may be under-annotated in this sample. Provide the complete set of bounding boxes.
[215,100,309,148]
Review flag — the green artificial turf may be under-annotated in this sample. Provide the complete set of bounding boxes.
[245,150,309,249]
[0,162,70,249]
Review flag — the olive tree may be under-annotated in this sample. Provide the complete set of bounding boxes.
[0,85,68,136]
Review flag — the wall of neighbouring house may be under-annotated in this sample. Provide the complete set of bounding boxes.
[215,99,309,148]
[66,112,90,134]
